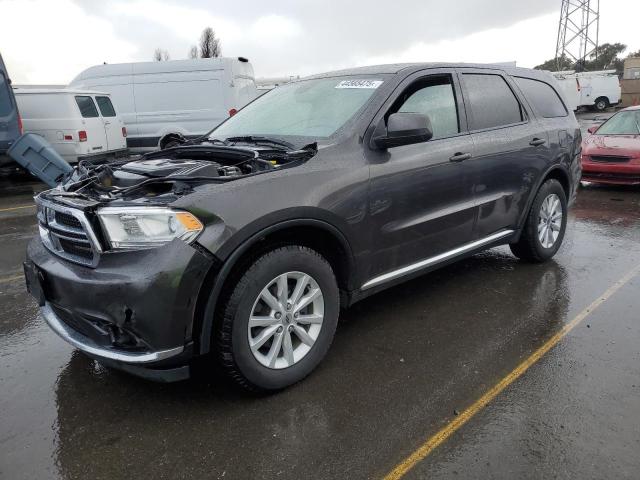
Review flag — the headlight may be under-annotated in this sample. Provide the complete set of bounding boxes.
[97,207,203,250]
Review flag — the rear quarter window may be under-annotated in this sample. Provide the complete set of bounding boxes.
[75,96,99,118]
[514,77,568,118]
[461,73,524,130]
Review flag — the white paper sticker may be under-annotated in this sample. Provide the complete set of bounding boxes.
[335,80,384,89]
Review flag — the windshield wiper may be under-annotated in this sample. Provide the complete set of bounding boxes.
[225,136,294,150]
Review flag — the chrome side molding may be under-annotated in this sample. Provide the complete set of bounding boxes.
[361,230,515,290]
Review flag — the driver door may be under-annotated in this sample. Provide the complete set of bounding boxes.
[363,70,475,285]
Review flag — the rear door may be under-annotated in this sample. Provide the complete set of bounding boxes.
[74,95,107,156]
[458,70,550,239]
[94,95,126,151]
[0,61,20,165]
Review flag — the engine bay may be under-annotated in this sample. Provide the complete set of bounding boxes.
[58,142,316,202]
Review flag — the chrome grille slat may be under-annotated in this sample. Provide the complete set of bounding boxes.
[36,197,101,267]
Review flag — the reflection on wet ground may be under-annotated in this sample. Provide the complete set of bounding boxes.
[1,166,639,479]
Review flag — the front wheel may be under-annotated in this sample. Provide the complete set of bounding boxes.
[510,179,567,263]
[216,246,339,392]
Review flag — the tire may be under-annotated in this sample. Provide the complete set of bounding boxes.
[216,246,339,392]
[594,97,609,112]
[510,179,567,263]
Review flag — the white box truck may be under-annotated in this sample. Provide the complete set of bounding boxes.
[70,57,258,152]
[14,89,127,164]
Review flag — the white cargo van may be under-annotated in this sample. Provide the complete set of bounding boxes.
[14,89,127,164]
[552,70,621,111]
[69,57,258,152]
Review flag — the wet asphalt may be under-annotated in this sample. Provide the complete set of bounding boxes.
[1,112,639,480]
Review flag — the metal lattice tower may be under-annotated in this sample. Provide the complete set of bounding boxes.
[555,0,600,71]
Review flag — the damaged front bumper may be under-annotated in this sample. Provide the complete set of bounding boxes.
[25,236,215,382]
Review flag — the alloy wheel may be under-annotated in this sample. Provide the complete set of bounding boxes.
[538,193,563,248]
[248,271,324,369]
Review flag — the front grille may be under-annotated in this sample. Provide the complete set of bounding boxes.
[54,211,83,229]
[37,199,100,267]
[589,155,631,163]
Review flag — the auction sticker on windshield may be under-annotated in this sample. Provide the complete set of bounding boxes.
[335,80,383,89]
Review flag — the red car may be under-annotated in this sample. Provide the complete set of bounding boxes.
[581,106,640,185]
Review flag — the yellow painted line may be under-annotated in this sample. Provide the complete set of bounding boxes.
[0,204,35,213]
[0,274,23,285]
[383,262,640,480]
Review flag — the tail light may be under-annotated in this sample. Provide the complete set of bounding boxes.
[64,134,72,140]
[122,126,127,137]
[229,108,237,117]
[576,78,581,91]
[78,130,87,142]
[17,113,23,134]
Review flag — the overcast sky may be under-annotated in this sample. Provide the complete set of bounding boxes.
[1,0,639,84]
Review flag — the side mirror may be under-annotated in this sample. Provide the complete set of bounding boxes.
[587,126,598,135]
[372,112,433,149]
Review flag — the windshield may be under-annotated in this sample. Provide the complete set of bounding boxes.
[596,110,640,135]
[210,77,385,141]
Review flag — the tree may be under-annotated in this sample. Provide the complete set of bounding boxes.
[534,43,629,76]
[188,45,198,59]
[535,54,573,71]
[585,42,626,74]
[199,27,221,58]
[153,48,170,61]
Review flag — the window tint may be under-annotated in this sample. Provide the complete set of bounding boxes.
[95,96,116,117]
[394,76,459,139]
[0,73,13,116]
[462,74,523,130]
[75,96,99,118]
[514,77,567,118]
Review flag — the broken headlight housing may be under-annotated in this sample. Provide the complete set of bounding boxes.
[97,207,203,250]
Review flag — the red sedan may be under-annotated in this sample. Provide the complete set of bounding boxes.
[581,106,640,185]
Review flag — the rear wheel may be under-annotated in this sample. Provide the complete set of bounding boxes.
[594,97,609,111]
[510,179,567,263]
[216,246,339,392]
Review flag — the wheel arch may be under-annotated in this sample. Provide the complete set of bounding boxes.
[193,218,356,355]
[515,165,571,238]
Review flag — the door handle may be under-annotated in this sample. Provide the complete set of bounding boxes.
[449,152,472,162]
[529,138,546,146]
[104,121,111,125]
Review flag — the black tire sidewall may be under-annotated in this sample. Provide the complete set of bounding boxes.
[529,180,568,259]
[228,247,339,390]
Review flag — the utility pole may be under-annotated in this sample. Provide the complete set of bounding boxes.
[555,0,600,71]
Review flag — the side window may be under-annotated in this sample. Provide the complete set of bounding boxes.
[513,77,568,118]
[74,96,99,118]
[462,73,523,130]
[0,73,13,116]
[391,75,460,139]
[95,96,116,117]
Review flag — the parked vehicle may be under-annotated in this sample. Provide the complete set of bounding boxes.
[69,57,258,152]
[14,89,127,164]
[25,63,581,391]
[0,53,22,168]
[552,70,621,111]
[581,106,640,185]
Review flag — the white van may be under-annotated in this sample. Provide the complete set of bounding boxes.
[14,89,127,163]
[552,70,621,111]
[69,57,258,152]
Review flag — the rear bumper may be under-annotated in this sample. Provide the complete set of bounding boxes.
[26,236,215,381]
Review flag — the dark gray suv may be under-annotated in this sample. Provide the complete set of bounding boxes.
[25,63,581,390]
